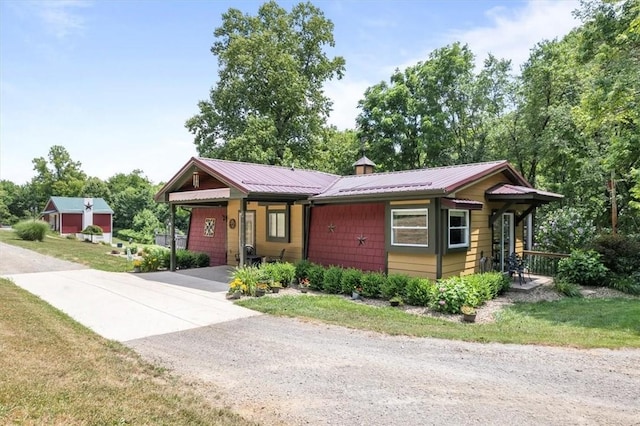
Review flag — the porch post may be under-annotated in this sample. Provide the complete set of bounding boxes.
[239,199,247,267]
[170,203,176,271]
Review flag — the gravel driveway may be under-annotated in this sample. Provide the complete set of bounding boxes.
[129,315,640,425]
[3,238,639,425]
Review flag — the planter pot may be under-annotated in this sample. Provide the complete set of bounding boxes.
[300,287,308,293]
[133,267,141,273]
[227,291,242,300]
[390,300,400,307]
[255,289,266,297]
[352,291,360,300]
[271,287,281,294]
[463,313,477,323]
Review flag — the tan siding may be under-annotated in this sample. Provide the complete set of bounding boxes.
[387,252,437,280]
[390,199,431,206]
[226,201,304,265]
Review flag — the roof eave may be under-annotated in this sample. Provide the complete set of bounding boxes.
[309,189,447,204]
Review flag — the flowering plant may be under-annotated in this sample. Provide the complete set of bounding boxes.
[229,278,247,295]
[133,259,142,267]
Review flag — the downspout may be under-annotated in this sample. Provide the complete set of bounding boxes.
[170,203,176,271]
[435,198,442,279]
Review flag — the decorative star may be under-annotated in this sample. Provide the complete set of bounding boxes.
[328,223,336,233]
[84,202,93,211]
[357,234,367,246]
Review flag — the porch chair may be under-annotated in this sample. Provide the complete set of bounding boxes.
[267,248,286,263]
[507,252,528,285]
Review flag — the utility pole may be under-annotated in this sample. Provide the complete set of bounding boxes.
[610,170,618,234]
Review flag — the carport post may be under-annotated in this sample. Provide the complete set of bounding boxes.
[239,198,246,267]
[170,203,176,271]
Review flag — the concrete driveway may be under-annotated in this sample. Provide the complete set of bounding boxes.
[1,242,259,341]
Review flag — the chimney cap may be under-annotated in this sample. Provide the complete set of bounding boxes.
[352,155,376,167]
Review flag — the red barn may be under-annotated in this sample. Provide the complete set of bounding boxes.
[42,197,114,243]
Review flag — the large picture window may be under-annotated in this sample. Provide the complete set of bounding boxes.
[266,206,289,242]
[391,208,428,247]
[448,209,469,248]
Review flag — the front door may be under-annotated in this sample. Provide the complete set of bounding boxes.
[492,212,514,272]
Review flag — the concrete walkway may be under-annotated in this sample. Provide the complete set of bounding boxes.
[3,265,260,342]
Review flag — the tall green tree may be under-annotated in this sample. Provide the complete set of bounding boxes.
[186,1,345,166]
[106,170,155,230]
[357,43,511,171]
[30,145,87,207]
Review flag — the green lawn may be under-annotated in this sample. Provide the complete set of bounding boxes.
[0,278,255,425]
[237,294,640,349]
[0,230,132,272]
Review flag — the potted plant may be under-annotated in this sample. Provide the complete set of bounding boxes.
[299,278,310,293]
[227,278,245,299]
[270,282,283,293]
[389,295,403,307]
[133,259,142,273]
[461,305,477,322]
[255,282,268,297]
[352,285,363,300]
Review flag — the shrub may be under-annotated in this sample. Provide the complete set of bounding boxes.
[322,266,343,294]
[82,225,103,235]
[13,220,49,241]
[381,274,410,299]
[231,266,260,296]
[609,273,640,295]
[116,229,153,244]
[340,268,363,294]
[556,250,609,287]
[140,247,169,272]
[534,206,596,253]
[465,272,511,303]
[589,234,640,276]
[553,279,583,297]
[360,271,385,298]
[429,276,471,314]
[295,259,313,280]
[404,277,433,306]
[260,262,295,286]
[307,264,325,291]
[176,249,196,269]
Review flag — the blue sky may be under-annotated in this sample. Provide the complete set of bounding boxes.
[0,0,580,185]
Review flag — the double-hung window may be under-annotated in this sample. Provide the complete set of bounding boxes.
[391,208,428,247]
[266,206,289,242]
[448,209,469,248]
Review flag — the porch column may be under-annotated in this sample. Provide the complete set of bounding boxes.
[239,199,247,267]
[170,203,176,271]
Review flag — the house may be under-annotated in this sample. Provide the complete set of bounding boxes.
[154,157,562,279]
[42,197,114,243]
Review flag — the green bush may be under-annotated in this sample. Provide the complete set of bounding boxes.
[260,262,295,286]
[322,266,343,294]
[556,250,609,287]
[381,274,410,299]
[307,264,325,291]
[340,268,363,294]
[176,249,196,269]
[589,234,640,276]
[140,247,169,272]
[609,273,640,295]
[404,277,433,306]
[553,279,584,297]
[295,259,313,280]
[13,220,49,241]
[82,225,103,235]
[194,252,210,267]
[429,276,472,314]
[360,271,385,298]
[117,229,153,244]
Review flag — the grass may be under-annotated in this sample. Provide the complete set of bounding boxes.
[0,230,132,272]
[0,278,255,425]
[237,294,640,349]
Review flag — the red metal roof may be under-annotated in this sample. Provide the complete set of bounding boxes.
[312,160,522,200]
[486,183,563,201]
[196,158,339,195]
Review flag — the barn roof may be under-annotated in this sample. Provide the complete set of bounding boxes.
[43,197,114,214]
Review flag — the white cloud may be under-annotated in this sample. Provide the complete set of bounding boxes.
[29,0,90,39]
[449,0,580,70]
[325,77,371,130]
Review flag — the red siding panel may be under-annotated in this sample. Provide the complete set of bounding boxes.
[187,207,227,266]
[62,214,82,234]
[93,214,112,232]
[308,203,386,272]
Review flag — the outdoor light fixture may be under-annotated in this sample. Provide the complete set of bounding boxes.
[192,171,200,188]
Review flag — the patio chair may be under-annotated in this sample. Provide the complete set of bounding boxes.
[266,248,285,263]
[507,252,527,285]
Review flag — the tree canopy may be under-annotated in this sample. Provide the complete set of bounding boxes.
[186,1,345,166]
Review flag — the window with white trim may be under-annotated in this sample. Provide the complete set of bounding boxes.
[267,206,289,242]
[448,209,469,248]
[391,208,428,247]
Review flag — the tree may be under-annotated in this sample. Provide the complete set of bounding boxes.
[106,171,155,230]
[357,43,511,171]
[186,1,345,166]
[81,177,111,200]
[30,145,87,207]
[310,127,361,175]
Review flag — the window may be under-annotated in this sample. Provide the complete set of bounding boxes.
[267,206,289,242]
[391,208,428,247]
[448,209,469,248]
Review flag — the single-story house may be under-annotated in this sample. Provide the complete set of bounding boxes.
[154,157,562,279]
[42,197,114,243]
